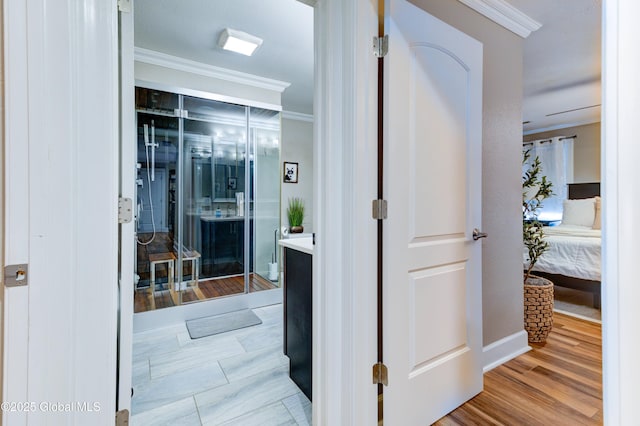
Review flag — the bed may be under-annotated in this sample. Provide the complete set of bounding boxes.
[524,183,602,309]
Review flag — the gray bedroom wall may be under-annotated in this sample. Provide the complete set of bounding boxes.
[410,0,525,347]
[524,122,601,183]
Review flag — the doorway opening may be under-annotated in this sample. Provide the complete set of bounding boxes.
[519,0,602,325]
[122,0,315,423]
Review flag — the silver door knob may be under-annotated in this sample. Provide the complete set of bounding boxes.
[472,228,488,241]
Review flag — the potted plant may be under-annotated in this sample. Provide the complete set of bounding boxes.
[287,197,305,233]
[522,150,554,343]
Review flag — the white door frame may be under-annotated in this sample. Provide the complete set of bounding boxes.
[118,2,136,412]
[115,0,380,422]
[602,0,640,423]
[312,0,379,423]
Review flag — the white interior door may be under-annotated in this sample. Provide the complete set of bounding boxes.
[383,0,484,424]
[4,0,119,423]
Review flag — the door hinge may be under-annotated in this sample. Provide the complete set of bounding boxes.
[117,0,131,13]
[373,362,388,386]
[373,35,389,57]
[4,264,28,288]
[372,199,388,220]
[118,197,133,224]
[115,409,129,426]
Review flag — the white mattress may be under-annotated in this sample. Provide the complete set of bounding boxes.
[524,225,601,281]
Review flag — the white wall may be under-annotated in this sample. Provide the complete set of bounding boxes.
[281,116,314,232]
[603,0,640,422]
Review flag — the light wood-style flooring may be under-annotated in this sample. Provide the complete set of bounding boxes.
[135,232,278,313]
[134,273,278,313]
[435,312,602,425]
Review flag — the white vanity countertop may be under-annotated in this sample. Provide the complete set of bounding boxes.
[279,237,313,255]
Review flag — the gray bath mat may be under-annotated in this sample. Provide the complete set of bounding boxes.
[186,309,262,339]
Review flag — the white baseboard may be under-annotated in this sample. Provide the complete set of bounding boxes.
[483,330,531,373]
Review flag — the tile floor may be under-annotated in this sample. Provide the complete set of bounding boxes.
[131,304,311,425]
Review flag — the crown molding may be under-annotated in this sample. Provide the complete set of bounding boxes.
[134,47,291,93]
[457,0,542,38]
[282,110,314,122]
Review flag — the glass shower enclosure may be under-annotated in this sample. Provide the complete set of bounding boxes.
[134,86,281,312]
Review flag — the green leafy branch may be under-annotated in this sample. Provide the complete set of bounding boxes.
[523,149,554,282]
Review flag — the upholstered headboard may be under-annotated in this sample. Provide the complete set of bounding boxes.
[568,182,600,199]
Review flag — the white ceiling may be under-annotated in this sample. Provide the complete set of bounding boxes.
[134,0,314,114]
[134,1,602,134]
[507,0,602,134]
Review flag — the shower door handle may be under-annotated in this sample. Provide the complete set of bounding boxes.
[472,228,488,241]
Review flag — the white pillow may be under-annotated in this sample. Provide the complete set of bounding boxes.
[593,196,602,230]
[562,198,596,227]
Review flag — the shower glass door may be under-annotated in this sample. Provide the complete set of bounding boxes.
[250,107,282,291]
[134,88,180,312]
[180,96,248,302]
[134,86,281,312]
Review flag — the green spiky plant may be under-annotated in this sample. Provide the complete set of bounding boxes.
[287,197,305,228]
[523,149,554,282]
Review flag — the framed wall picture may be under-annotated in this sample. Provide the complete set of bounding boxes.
[228,177,237,190]
[283,162,299,183]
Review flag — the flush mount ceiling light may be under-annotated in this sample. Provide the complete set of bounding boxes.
[218,28,263,56]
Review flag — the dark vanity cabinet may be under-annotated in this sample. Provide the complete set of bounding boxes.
[283,247,313,401]
[200,219,253,277]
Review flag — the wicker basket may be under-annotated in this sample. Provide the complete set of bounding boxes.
[523,275,554,343]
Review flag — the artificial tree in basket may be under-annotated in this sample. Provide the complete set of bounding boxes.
[522,149,554,343]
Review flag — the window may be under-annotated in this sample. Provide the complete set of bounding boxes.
[523,136,574,221]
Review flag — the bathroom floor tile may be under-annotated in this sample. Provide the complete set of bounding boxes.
[132,362,227,413]
[131,303,309,424]
[131,396,201,426]
[282,392,312,425]
[132,325,184,361]
[195,366,299,425]
[218,344,288,383]
[237,323,283,352]
[218,401,296,426]
[253,304,284,326]
[132,358,151,386]
[150,335,245,379]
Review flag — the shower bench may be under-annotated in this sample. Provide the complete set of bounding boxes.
[148,252,176,310]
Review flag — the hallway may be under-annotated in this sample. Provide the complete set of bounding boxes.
[436,313,602,425]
